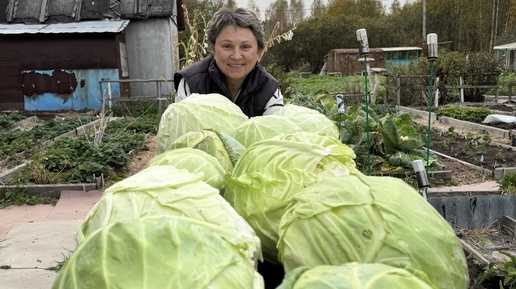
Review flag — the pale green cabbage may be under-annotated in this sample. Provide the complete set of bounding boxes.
[224,132,357,263]
[77,165,261,261]
[145,147,226,192]
[231,115,302,147]
[54,216,264,289]
[165,129,245,172]
[156,93,248,153]
[277,174,469,289]
[272,104,339,139]
[277,263,437,289]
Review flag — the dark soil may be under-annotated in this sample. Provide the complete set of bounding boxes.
[428,127,516,171]
[414,104,516,288]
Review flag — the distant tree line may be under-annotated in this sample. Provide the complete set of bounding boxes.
[179,0,516,74]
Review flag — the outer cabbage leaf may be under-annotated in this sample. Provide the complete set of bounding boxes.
[277,174,469,289]
[272,104,339,139]
[145,147,226,192]
[277,263,437,289]
[224,132,357,263]
[165,129,245,172]
[77,165,260,261]
[54,216,264,289]
[232,115,302,147]
[156,93,248,153]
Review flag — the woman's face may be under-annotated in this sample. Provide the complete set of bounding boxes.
[212,25,261,84]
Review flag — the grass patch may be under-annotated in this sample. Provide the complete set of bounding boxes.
[0,188,58,209]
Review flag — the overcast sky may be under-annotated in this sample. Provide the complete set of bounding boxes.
[234,0,414,19]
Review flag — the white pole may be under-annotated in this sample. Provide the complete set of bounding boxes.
[107,81,112,109]
[435,76,440,107]
[460,76,464,102]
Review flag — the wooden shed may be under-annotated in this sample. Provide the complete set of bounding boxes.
[325,47,423,76]
[326,48,384,76]
[494,42,516,71]
[0,0,182,112]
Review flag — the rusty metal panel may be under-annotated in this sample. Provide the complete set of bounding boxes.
[21,70,78,100]
[22,68,120,110]
[0,35,119,70]
[0,62,22,95]
[0,91,24,110]
[0,61,23,110]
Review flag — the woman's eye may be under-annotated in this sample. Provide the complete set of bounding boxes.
[222,44,231,49]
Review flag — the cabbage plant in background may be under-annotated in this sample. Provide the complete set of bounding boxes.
[164,129,245,172]
[277,174,469,289]
[145,147,226,192]
[277,263,437,289]
[77,165,261,261]
[54,216,264,289]
[156,93,248,153]
[224,131,357,263]
[272,104,340,139]
[231,115,302,147]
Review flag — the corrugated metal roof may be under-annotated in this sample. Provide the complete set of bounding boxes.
[0,20,130,35]
[329,47,422,54]
[330,48,383,54]
[380,46,423,51]
[493,42,516,50]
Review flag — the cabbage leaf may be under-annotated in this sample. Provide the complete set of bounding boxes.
[145,147,226,192]
[272,104,339,139]
[224,132,357,262]
[77,165,260,261]
[231,115,302,147]
[156,93,248,153]
[277,174,469,289]
[277,263,437,289]
[55,216,264,289]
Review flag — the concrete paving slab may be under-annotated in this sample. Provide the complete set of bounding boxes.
[428,180,500,193]
[0,205,55,238]
[0,219,81,269]
[46,190,102,221]
[0,268,57,289]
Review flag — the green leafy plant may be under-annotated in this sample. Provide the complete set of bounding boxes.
[499,172,516,195]
[0,187,58,209]
[477,252,516,288]
[437,106,492,123]
[0,112,26,131]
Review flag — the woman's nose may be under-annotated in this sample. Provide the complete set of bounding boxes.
[232,48,243,58]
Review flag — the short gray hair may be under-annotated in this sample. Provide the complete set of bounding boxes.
[207,7,264,51]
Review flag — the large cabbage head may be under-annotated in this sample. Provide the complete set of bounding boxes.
[165,129,245,172]
[54,216,264,289]
[231,115,302,147]
[277,263,437,289]
[77,165,260,261]
[145,147,226,192]
[277,174,469,289]
[224,131,357,263]
[272,104,339,139]
[156,93,248,153]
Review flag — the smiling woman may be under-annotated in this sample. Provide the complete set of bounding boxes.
[173,7,284,117]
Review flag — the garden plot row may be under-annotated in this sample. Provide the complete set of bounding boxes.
[398,105,516,180]
[0,114,152,197]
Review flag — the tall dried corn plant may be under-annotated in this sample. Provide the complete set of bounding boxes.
[260,21,296,61]
[175,4,208,69]
[173,6,295,69]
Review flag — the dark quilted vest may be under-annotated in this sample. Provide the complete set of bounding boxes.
[174,56,280,117]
